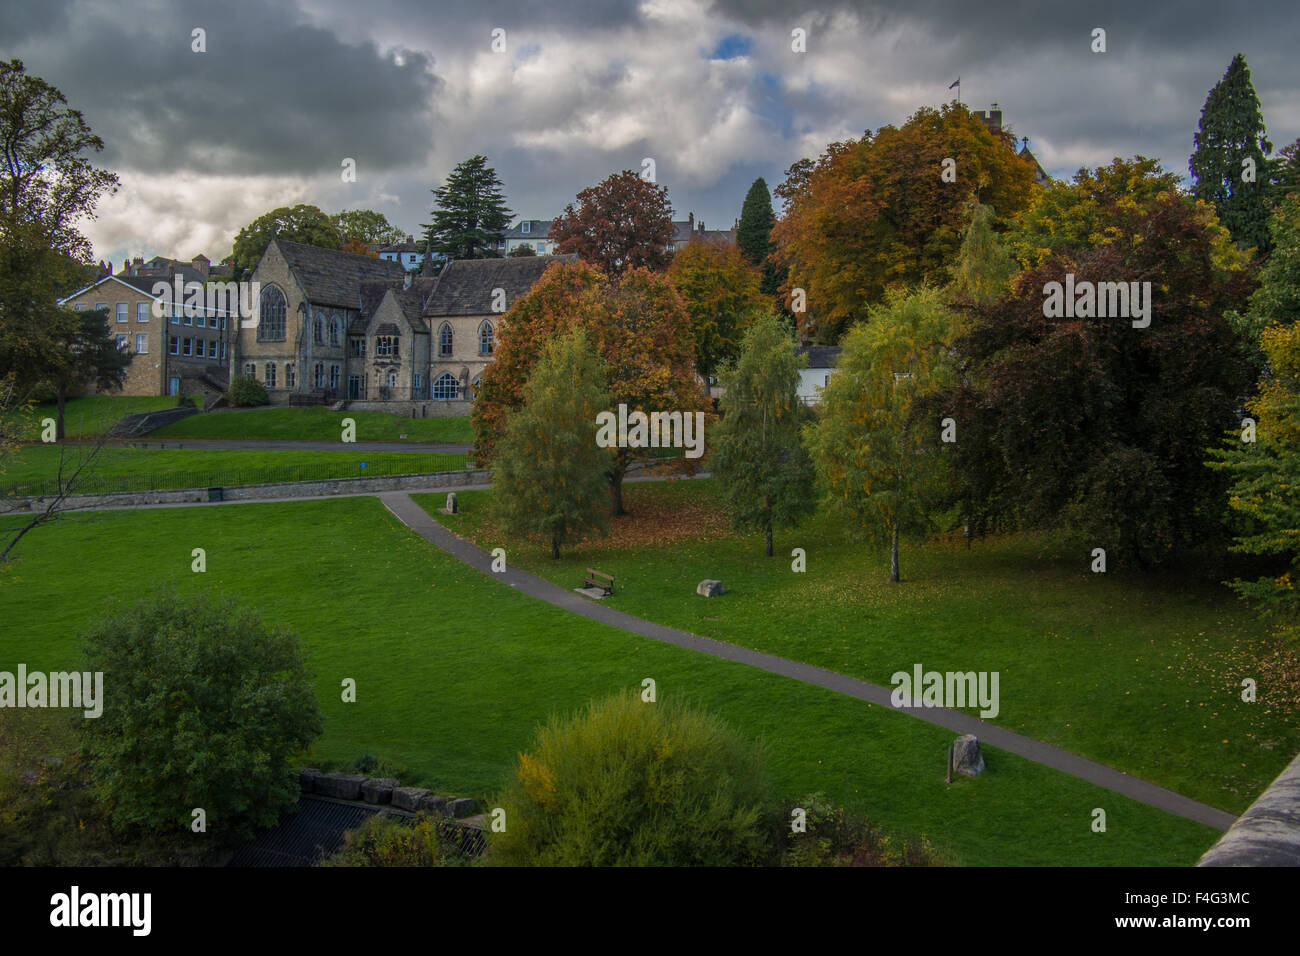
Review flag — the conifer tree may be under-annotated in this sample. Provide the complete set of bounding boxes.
[711,314,816,556]
[422,154,513,261]
[737,178,781,295]
[1190,54,1276,254]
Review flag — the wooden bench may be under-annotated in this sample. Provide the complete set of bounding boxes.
[581,568,615,596]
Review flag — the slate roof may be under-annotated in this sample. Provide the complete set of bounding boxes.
[504,219,556,239]
[274,238,405,310]
[359,277,437,333]
[423,254,577,317]
[797,345,841,369]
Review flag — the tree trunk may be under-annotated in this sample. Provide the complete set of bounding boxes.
[890,522,900,583]
[609,457,628,516]
[551,537,560,560]
[765,525,773,558]
[56,387,67,442]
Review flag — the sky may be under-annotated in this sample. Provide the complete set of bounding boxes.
[3,0,1298,269]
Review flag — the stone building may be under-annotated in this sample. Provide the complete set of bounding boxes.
[58,274,234,398]
[423,254,578,402]
[237,238,406,402]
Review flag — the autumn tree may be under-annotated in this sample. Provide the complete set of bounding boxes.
[341,237,379,257]
[806,286,959,582]
[491,329,612,559]
[550,170,675,275]
[1190,54,1276,255]
[421,154,513,261]
[772,104,1038,341]
[947,201,1015,306]
[1209,322,1300,643]
[667,240,767,380]
[473,260,706,515]
[230,204,340,278]
[330,209,406,247]
[941,157,1256,565]
[711,314,816,556]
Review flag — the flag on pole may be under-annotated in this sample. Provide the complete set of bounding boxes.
[948,77,960,89]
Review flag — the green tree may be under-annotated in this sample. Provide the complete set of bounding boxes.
[807,286,959,582]
[712,314,817,556]
[0,60,119,393]
[491,328,612,558]
[1190,53,1276,255]
[47,306,132,440]
[737,177,781,296]
[489,691,776,866]
[330,209,406,246]
[948,201,1014,305]
[667,240,767,381]
[506,244,537,257]
[421,155,513,261]
[230,204,340,279]
[1209,322,1300,644]
[1232,192,1300,366]
[80,591,323,838]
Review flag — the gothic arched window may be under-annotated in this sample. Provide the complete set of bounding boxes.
[257,286,286,341]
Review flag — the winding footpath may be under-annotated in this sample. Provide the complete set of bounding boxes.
[378,490,1237,833]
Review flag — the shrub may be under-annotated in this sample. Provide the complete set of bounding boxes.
[488,691,779,866]
[782,793,949,866]
[80,589,323,839]
[323,812,447,867]
[227,373,268,407]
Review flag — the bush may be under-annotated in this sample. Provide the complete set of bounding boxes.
[80,590,323,839]
[488,691,778,866]
[323,812,447,867]
[226,373,268,407]
[782,793,949,866]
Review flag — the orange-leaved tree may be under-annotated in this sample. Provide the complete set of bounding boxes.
[473,260,707,515]
[773,103,1040,342]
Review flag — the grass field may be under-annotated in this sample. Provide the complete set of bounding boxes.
[14,396,200,441]
[0,496,1221,865]
[422,479,1300,816]
[0,445,470,495]
[148,406,474,444]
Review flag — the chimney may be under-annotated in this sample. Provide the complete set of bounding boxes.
[989,103,1002,129]
[192,254,210,277]
[688,212,694,231]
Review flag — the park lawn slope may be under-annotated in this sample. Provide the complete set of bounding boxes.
[419,480,1300,816]
[0,496,1217,866]
[15,396,200,441]
[1,445,469,495]
[147,406,473,444]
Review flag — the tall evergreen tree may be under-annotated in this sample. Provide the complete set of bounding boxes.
[737,178,778,290]
[711,314,817,557]
[491,328,612,558]
[1190,54,1275,254]
[422,155,513,261]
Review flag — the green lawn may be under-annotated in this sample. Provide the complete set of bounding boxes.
[14,395,200,441]
[148,406,474,444]
[0,497,1220,865]
[0,445,470,496]
[423,480,1300,816]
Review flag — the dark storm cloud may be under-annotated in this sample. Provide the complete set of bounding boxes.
[0,0,441,176]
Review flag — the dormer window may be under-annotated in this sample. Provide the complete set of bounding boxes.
[521,221,531,234]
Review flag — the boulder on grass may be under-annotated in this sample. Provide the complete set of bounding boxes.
[696,579,725,597]
[952,735,985,777]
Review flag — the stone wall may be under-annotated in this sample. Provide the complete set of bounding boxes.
[0,469,491,514]
[341,399,472,418]
[1198,750,1300,866]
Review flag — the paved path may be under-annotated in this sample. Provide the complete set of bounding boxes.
[378,490,1238,833]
